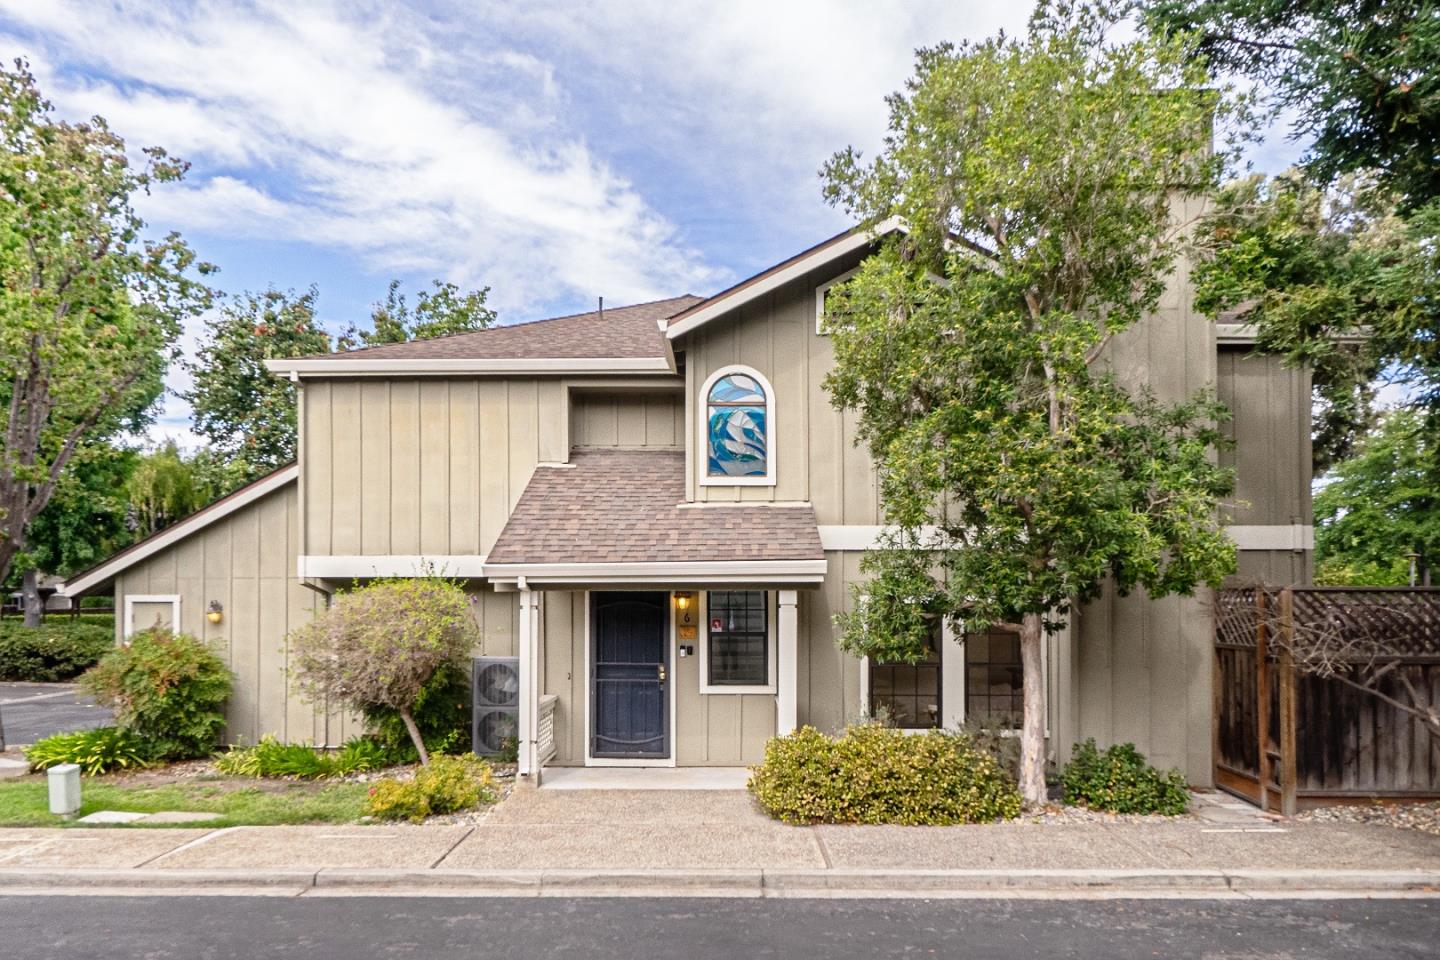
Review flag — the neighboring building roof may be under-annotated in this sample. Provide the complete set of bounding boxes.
[265,296,702,377]
[486,450,824,569]
[59,464,299,597]
[665,216,903,340]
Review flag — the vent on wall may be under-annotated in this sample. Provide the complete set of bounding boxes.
[472,656,520,757]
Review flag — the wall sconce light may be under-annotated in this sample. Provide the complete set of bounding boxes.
[206,600,224,625]
[675,592,692,611]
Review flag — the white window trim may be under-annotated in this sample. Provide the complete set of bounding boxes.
[697,364,777,488]
[123,594,181,638]
[699,589,778,695]
[859,619,1051,737]
[815,266,860,335]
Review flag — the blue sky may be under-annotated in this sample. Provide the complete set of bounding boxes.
[1,1,1306,446]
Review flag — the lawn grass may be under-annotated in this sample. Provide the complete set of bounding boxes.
[0,779,371,828]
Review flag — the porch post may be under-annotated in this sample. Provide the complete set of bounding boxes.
[517,585,541,782]
[777,589,799,735]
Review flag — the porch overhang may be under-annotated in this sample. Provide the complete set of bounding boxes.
[485,559,827,590]
[486,449,826,591]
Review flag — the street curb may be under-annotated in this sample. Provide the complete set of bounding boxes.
[2,867,1439,897]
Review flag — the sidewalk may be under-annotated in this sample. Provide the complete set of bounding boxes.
[2,788,1439,898]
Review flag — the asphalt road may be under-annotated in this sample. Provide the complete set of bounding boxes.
[1,896,1437,959]
[0,683,111,746]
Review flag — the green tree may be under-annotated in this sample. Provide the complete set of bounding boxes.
[0,61,212,592]
[287,578,478,765]
[1144,0,1440,210]
[820,2,1239,803]
[125,441,231,538]
[1192,172,1440,470]
[186,287,330,482]
[339,279,497,349]
[1314,410,1438,586]
[7,443,137,624]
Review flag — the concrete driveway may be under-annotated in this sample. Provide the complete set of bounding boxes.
[0,683,112,746]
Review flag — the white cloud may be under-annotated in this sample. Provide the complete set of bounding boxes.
[1,0,727,311]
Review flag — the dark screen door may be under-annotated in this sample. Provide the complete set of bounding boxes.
[591,591,669,759]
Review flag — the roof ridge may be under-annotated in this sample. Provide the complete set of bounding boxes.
[314,294,702,360]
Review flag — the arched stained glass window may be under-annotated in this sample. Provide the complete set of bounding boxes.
[705,370,770,479]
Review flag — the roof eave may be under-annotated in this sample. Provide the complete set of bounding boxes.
[664,216,906,340]
[264,356,675,377]
[484,559,828,588]
[59,465,300,597]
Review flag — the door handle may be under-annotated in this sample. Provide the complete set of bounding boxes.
[657,664,667,685]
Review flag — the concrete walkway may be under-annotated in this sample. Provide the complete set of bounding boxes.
[2,788,1439,898]
[540,767,750,790]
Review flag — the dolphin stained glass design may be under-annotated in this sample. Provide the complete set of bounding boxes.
[706,373,768,477]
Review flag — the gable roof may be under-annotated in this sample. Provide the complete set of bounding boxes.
[59,464,299,597]
[664,216,903,340]
[265,296,702,377]
[486,450,825,582]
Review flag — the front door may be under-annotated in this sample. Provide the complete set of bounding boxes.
[591,591,669,760]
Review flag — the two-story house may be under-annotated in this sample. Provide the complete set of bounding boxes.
[59,218,1313,786]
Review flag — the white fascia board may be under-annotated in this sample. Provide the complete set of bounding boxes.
[297,555,488,579]
[264,357,674,377]
[817,525,947,550]
[666,217,905,340]
[483,559,827,585]
[1216,322,1369,346]
[1228,524,1315,551]
[60,466,300,596]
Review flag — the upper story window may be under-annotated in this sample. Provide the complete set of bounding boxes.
[700,365,775,486]
[815,267,859,335]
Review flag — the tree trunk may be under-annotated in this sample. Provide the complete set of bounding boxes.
[1018,612,1048,806]
[399,707,430,766]
[21,568,43,628]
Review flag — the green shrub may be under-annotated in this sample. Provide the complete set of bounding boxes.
[366,754,495,823]
[1061,739,1190,815]
[215,735,391,779]
[362,661,472,761]
[25,727,151,776]
[0,621,114,682]
[959,714,1021,784]
[80,629,232,760]
[749,724,1023,825]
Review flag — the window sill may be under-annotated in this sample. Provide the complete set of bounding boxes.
[700,684,776,696]
[698,475,776,488]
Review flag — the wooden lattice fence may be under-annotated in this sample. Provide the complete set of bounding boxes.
[1214,586,1440,813]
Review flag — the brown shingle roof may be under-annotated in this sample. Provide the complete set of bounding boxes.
[487,450,823,564]
[301,296,702,362]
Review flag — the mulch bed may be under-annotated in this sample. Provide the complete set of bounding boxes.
[1298,801,1440,837]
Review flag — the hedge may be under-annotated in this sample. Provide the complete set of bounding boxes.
[0,621,115,682]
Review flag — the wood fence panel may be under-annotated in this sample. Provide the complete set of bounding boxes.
[1216,586,1440,810]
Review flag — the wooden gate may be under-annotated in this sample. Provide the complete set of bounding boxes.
[1214,586,1440,813]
